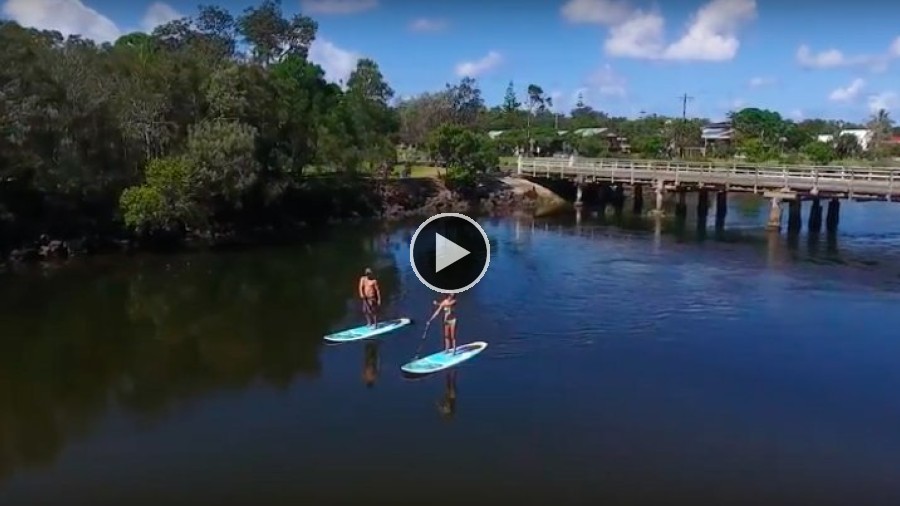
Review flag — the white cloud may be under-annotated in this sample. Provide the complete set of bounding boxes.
[549,90,564,110]
[828,78,865,102]
[141,2,182,32]
[605,11,665,59]
[662,0,757,61]
[587,64,627,96]
[748,76,775,88]
[797,45,854,69]
[301,0,377,14]
[796,42,896,71]
[789,108,804,121]
[309,37,361,84]
[561,0,757,62]
[454,51,502,78]
[891,37,900,57]
[868,92,898,113]
[1,0,185,42]
[561,0,634,24]
[1,0,121,42]
[409,17,447,32]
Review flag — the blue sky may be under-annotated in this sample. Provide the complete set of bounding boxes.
[2,0,899,121]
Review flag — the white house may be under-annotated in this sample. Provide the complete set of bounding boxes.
[817,129,873,150]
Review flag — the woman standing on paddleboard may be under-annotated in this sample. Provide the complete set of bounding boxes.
[430,293,458,353]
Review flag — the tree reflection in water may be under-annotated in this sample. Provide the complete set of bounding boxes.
[0,223,401,482]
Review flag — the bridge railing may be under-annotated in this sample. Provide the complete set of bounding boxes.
[511,156,900,195]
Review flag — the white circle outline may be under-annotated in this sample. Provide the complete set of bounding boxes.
[408,212,491,294]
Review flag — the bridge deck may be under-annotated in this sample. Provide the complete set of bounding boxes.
[512,157,900,199]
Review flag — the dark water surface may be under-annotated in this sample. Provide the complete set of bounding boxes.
[3,196,900,505]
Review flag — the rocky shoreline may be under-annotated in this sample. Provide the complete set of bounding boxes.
[1,176,566,270]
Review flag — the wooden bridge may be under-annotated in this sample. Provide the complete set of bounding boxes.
[507,156,900,233]
[509,156,900,199]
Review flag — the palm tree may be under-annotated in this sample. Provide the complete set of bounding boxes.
[867,108,893,155]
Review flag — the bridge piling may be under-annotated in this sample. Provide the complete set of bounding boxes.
[787,199,802,233]
[653,179,664,216]
[697,189,710,226]
[808,198,823,233]
[575,182,584,207]
[715,191,727,228]
[597,184,611,214]
[675,188,687,219]
[766,197,783,230]
[612,185,625,215]
[633,183,644,214]
[826,198,840,233]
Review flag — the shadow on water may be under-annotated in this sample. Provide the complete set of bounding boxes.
[0,221,401,483]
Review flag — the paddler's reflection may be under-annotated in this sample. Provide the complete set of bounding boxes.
[363,342,379,388]
[436,369,457,419]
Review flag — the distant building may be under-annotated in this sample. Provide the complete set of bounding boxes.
[816,129,874,151]
[701,121,734,143]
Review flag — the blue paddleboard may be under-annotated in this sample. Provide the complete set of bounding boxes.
[323,318,412,343]
[400,342,488,374]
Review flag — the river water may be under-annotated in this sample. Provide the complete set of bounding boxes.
[2,195,900,505]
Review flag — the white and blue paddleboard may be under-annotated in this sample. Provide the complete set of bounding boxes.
[400,341,488,374]
[323,318,412,343]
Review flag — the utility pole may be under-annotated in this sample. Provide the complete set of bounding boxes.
[676,93,694,157]
[679,93,694,120]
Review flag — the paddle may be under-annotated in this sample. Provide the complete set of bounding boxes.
[412,319,432,359]
[413,300,443,359]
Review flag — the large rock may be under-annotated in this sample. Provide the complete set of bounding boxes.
[39,240,70,259]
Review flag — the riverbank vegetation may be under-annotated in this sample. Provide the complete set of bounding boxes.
[399,83,900,165]
[1,0,897,261]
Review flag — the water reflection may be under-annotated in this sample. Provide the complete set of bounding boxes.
[0,224,400,483]
[363,342,380,388]
[436,370,457,420]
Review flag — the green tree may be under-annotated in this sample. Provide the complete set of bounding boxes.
[445,77,484,128]
[835,133,862,159]
[396,91,454,146]
[730,107,786,146]
[502,80,520,113]
[867,108,894,157]
[426,125,498,185]
[119,156,202,233]
[801,141,835,165]
[344,58,397,172]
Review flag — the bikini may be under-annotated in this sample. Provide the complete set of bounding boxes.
[443,303,456,326]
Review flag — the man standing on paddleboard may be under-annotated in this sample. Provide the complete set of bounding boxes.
[358,267,381,327]
[429,293,458,353]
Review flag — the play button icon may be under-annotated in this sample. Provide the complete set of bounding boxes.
[410,213,491,294]
[435,233,469,272]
